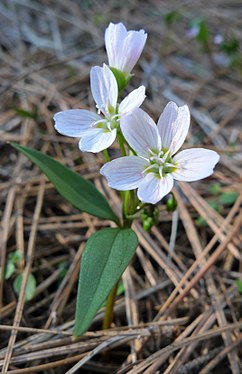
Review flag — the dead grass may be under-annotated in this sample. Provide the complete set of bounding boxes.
[0,0,241,373]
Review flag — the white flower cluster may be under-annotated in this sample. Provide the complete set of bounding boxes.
[54,22,219,204]
[54,23,147,153]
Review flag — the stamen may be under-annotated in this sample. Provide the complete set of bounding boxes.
[93,119,105,127]
[145,148,175,178]
[143,164,156,173]
[106,121,112,131]
[162,150,170,160]
[165,162,174,167]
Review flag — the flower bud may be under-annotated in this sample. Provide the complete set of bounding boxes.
[105,22,147,78]
[166,193,177,212]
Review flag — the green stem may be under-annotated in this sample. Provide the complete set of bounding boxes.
[102,148,110,162]
[102,281,119,330]
[117,132,127,156]
[122,191,133,228]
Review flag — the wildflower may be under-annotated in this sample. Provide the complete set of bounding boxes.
[186,25,200,39]
[100,103,220,204]
[105,22,147,76]
[213,34,224,45]
[54,64,146,153]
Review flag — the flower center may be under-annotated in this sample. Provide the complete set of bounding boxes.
[93,113,120,132]
[144,149,177,178]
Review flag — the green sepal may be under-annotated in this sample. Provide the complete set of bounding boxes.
[109,67,131,93]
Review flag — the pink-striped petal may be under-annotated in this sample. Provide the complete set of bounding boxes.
[173,148,220,181]
[119,86,146,114]
[105,23,147,74]
[100,156,148,190]
[157,102,190,155]
[90,64,118,116]
[105,23,127,70]
[54,109,101,137]
[119,30,147,74]
[121,108,161,158]
[138,173,174,204]
[79,128,116,153]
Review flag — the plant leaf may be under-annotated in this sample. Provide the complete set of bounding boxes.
[235,279,242,293]
[74,227,138,336]
[219,191,239,205]
[4,262,15,280]
[11,143,118,223]
[14,273,37,301]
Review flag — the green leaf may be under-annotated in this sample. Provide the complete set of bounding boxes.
[195,200,221,226]
[14,107,37,119]
[164,10,182,25]
[4,262,15,280]
[235,279,242,293]
[100,280,125,308]
[197,20,209,45]
[58,261,68,279]
[74,227,138,336]
[9,249,22,264]
[14,273,37,301]
[116,280,125,296]
[219,191,239,205]
[191,18,209,47]
[220,37,240,56]
[209,183,221,195]
[11,143,118,223]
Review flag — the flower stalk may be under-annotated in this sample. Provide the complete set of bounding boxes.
[102,281,120,330]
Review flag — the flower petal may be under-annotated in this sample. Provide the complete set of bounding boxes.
[105,23,127,70]
[121,108,161,158]
[100,156,148,190]
[90,64,118,116]
[173,148,220,181]
[120,30,147,74]
[157,102,190,155]
[119,86,146,114]
[105,22,147,74]
[138,173,174,204]
[54,110,101,137]
[79,129,116,153]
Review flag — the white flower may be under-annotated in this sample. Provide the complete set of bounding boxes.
[100,102,220,204]
[105,22,147,76]
[54,64,146,153]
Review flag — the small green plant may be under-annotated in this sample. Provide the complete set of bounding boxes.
[193,18,209,47]
[164,10,182,25]
[14,107,37,119]
[235,279,242,293]
[4,250,22,280]
[58,261,69,279]
[219,191,239,205]
[220,37,240,56]
[13,273,37,301]
[196,186,239,227]
[5,250,37,301]
[209,182,221,195]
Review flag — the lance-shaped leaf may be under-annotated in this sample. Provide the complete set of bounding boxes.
[74,227,138,336]
[11,143,118,222]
